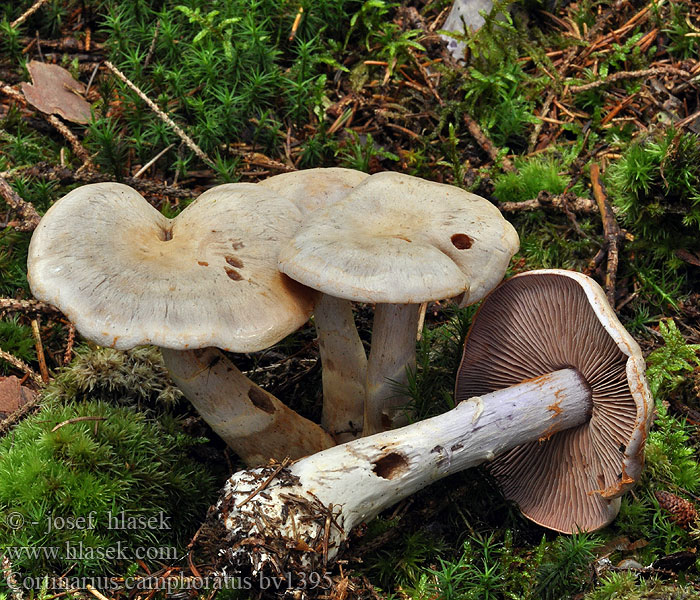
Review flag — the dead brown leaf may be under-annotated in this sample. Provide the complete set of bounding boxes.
[21,60,91,124]
[0,376,35,417]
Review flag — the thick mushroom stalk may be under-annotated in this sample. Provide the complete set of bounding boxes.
[162,348,334,465]
[208,369,591,572]
[259,168,370,442]
[364,303,421,431]
[314,295,367,441]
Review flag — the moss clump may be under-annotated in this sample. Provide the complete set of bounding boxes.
[46,345,184,411]
[607,128,700,269]
[492,156,570,203]
[0,398,215,578]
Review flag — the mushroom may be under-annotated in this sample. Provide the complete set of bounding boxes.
[27,182,334,465]
[204,270,652,573]
[278,171,519,435]
[259,168,370,441]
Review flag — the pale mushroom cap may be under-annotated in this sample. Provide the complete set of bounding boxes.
[455,269,653,533]
[28,183,317,352]
[258,168,369,216]
[278,172,519,304]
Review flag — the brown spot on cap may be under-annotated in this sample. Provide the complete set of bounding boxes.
[451,233,473,249]
[225,255,244,269]
[225,267,243,281]
[198,261,209,267]
[248,387,275,414]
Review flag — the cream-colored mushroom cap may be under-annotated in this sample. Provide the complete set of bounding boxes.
[278,172,519,304]
[456,270,654,533]
[28,183,317,352]
[258,167,369,216]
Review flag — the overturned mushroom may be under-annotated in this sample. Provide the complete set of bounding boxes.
[27,182,333,465]
[279,171,519,435]
[205,270,652,573]
[260,168,370,441]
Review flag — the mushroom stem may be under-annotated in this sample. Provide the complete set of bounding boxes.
[161,347,335,467]
[212,368,592,571]
[364,303,421,435]
[315,295,367,442]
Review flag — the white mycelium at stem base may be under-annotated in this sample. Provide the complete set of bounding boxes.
[214,368,591,571]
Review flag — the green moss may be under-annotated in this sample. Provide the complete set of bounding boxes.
[492,156,570,203]
[46,345,184,411]
[0,398,215,578]
[607,128,700,269]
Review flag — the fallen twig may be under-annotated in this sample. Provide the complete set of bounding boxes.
[10,0,51,28]
[498,191,599,214]
[0,176,41,231]
[0,298,62,317]
[46,114,94,171]
[30,319,49,383]
[590,163,626,305]
[0,346,42,387]
[463,114,516,173]
[51,416,106,433]
[104,61,215,169]
[568,66,692,93]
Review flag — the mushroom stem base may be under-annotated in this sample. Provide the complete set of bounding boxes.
[207,368,591,573]
[162,347,335,466]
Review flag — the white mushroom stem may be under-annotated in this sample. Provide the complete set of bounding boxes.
[364,303,421,435]
[315,295,367,442]
[215,368,591,570]
[161,347,335,467]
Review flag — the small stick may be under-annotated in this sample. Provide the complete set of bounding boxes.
[104,61,215,169]
[133,143,174,178]
[63,323,76,366]
[568,66,692,93]
[498,192,599,214]
[85,61,100,95]
[528,93,555,153]
[46,114,94,171]
[463,114,517,173]
[0,298,62,317]
[289,7,303,42]
[10,0,51,28]
[0,175,41,230]
[590,163,621,305]
[85,584,112,600]
[51,416,106,433]
[31,319,49,383]
[144,21,160,67]
[237,458,290,508]
[0,346,42,386]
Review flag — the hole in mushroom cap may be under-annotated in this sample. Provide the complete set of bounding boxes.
[451,233,473,249]
[372,452,409,480]
[248,387,275,414]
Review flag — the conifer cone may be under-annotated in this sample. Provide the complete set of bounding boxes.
[654,491,699,528]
